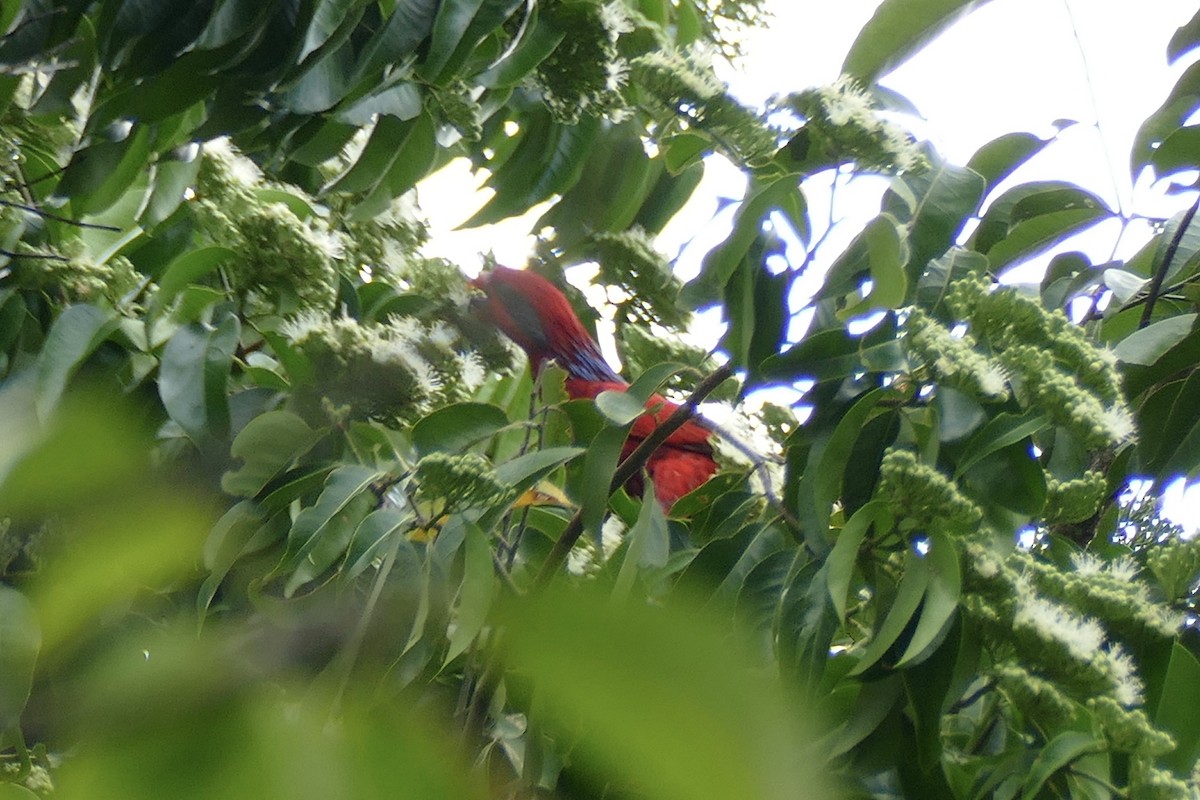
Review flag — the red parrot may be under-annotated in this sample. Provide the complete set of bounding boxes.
[470,266,717,510]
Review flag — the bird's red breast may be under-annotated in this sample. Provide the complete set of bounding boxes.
[471,266,717,508]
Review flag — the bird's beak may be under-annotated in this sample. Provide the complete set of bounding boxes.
[467,272,490,316]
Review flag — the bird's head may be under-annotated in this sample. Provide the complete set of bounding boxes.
[469,266,620,382]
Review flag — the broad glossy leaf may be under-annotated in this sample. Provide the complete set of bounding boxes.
[0,585,40,728]
[36,304,120,420]
[812,388,886,533]
[894,533,960,667]
[300,0,366,62]
[966,131,1052,195]
[1133,60,1200,172]
[142,152,202,226]
[1150,124,1200,178]
[411,402,509,455]
[198,500,269,613]
[335,79,422,125]
[961,441,1046,515]
[1021,731,1101,799]
[1153,369,1200,480]
[149,246,236,322]
[611,480,671,602]
[1170,8,1200,63]
[349,111,439,219]
[323,114,412,195]
[466,114,600,227]
[985,207,1108,271]
[499,585,827,800]
[444,522,498,664]
[221,411,324,497]
[480,14,565,88]
[424,0,523,81]
[827,501,892,622]
[345,508,417,580]
[851,548,929,675]
[885,157,985,288]
[955,412,1051,482]
[494,446,585,488]
[681,174,802,308]
[159,314,241,443]
[59,124,154,215]
[937,386,985,442]
[1155,642,1200,772]
[843,0,996,82]
[1113,313,1198,365]
[282,465,382,596]
[357,0,439,77]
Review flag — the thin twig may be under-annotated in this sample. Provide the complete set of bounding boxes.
[0,199,121,231]
[531,362,736,591]
[1139,192,1200,329]
[1,249,68,261]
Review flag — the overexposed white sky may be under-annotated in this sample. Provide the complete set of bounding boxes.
[417,0,1200,529]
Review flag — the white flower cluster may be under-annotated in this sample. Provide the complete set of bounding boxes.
[903,308,1009,401]
[281,313,487,421]
[202,136,263,188]
[796,74,923,172]
[1012,575,1145,706]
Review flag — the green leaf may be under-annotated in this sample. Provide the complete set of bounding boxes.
[851,548,929,675]
[300,0,366,62]
[444,522,498,665]
[480,14,565,88]
[843,0,996,82]
[335,79,422,125]
[663,133,709,174]
[894,533,960,667]
[1115,314,1198,366]
[424,0,523,81]
[828,214,908,316]
[323,114,411,195]
[826,501,892,622]
[681,174,801,308]
[966,132,1052,195]
[985,207,1109,271]
[498,585,824,800]
[348,111,439,219]
[221,411,324,497]
[1155,642,1200,773]
[596,389,650,426]
[36,304,120,420]
[812,388,886,534]
[885,157,985,289]
[1169,8,1200,63]
[345,508,416,580]
[59,124,155,215]
[411,402,509,456]
[142,152,203,227]
[612,480,671,603]
[494,446,585,488]
[159,314,241,443]
[466,115,601,227]
[937,386,985,442]
[1021,731,1100,799]
[282,465,382,596]
[1149,124,1200,178]
[0,585,40,729]
[198,500,270,613]
[149,246,236,322]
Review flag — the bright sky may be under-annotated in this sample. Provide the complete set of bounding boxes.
[417,0,1200,531]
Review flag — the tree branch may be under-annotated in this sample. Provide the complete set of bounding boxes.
[532,362,736,590]
[1139,192,1200,329]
